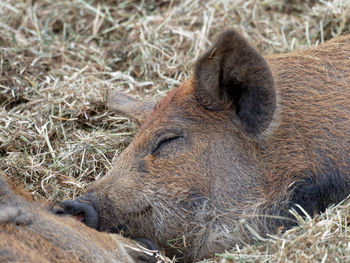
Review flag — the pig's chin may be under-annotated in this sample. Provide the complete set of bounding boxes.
[96,203,155,238]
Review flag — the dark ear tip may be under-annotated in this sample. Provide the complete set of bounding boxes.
[216,29,242,40]
[211,29,249,50]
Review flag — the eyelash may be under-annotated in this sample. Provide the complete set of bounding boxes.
[151,134,182,154]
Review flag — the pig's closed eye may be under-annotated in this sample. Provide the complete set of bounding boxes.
[151,132,184,156]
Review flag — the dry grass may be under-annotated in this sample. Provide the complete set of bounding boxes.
[1,0,350,262]
[201,198,350,263]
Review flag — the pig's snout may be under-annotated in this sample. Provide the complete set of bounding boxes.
[58,199,99,229]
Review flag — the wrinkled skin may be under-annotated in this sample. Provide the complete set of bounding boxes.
[0,175,156,263]
[62,30,350,261]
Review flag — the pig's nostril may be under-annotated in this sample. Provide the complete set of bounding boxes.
[59,199,99,229]
[53,206,66,215]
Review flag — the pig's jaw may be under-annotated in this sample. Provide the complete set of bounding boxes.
[79,192,155,236]
[98,205,154,236]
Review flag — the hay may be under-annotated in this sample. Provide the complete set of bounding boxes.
[1,0,350,261]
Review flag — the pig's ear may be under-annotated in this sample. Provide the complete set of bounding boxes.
[108,91,156,126]
[194,30,276,136]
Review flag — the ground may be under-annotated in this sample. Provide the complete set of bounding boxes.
[1,0,350,262]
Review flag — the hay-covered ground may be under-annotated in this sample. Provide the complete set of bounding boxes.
[1,0,350,262]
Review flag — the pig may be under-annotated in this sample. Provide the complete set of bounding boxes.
[0,174,157,263]
[61,29,350,261]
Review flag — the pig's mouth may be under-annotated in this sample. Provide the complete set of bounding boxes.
[56,199,159,257]
[57,199,130,235]
[57,196,154,237]
[101,205,154,236]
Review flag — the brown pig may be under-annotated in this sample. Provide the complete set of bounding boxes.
[0,174,157,263]
[61,30,350,261]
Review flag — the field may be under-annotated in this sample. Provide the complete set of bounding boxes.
[1,0,350,262]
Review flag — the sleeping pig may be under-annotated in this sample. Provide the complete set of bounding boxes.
[61,29,350,261]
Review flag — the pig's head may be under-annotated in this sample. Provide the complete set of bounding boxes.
[61,30,278,260]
